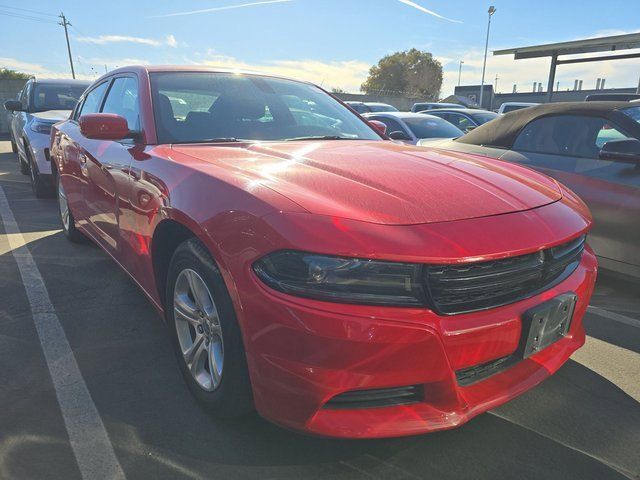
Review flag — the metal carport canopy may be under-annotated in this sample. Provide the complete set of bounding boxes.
[493,32,640,100]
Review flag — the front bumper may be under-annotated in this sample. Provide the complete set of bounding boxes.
[241,246,597,438]
[24,131,53,175]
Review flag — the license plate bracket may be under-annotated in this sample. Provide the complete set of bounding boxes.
[518,293,577,359]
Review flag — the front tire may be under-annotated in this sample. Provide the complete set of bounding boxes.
[19,154,30,175]
[166,238,253,417]
[57,174,83,242]
[29,152,52,198]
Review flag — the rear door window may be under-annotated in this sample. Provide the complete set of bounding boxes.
[514,115,631,159]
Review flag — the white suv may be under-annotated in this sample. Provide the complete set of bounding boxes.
[4,78,89,197]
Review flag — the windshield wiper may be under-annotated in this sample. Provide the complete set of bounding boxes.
[172,137,244,144]
[285,135,359,141]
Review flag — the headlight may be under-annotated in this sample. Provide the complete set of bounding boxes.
[30,119,54,134]
[253,250,425,306]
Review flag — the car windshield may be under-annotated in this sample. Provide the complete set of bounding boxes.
[150,72,381,143]
[621,106,640,127]
[403,116,464,138]
[31,83,87,112]
[471,112,499,125]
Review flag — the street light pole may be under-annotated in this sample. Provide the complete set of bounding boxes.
[458,60,464,86]
[479,5,496,108]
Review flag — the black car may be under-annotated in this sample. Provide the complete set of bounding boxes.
[419,102,640,279]
[420,108,498,132]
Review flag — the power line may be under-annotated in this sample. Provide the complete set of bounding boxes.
[0,4,57,17]
[0,9,58,24]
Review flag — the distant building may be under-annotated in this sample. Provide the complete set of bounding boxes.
[454,85,638,111]
[453,85,494,110]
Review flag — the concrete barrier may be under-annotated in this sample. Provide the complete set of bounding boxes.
[0,79,27,133]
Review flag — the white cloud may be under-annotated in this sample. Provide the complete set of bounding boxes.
[166,34,178,48]
[0,57,49,74]
[76,34,179,48]
[397,0,462,23]
[192,50,371,92]
[155,0,294,18]
[0,57,94,80]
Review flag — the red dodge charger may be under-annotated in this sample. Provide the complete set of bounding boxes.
[50,66,597,438]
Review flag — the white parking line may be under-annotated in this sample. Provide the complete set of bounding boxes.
[0,187,125,480]
[587,305,640,329]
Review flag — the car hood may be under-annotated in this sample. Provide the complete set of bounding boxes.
[31,110,71,122]
[172,141,562,225]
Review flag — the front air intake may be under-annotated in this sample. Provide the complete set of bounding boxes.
[323,385,423,409]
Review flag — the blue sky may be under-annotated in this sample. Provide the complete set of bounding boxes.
[1,0,638,96]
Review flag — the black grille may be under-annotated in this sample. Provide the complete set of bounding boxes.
[425,235,585,315]
[324,385,423,409]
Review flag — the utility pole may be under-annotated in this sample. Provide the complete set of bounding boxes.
[458,60,464,86]
[58,12,75,79]
[479,5,496,109]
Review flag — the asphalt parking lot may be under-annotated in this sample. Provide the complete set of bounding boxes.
[0,139,638,480]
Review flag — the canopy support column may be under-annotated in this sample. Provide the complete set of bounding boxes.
[547,53,558,103]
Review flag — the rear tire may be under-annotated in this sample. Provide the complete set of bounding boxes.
[166,238,253,417]
[56,174,84,243]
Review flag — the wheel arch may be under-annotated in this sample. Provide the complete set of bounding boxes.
[151,218,198,311]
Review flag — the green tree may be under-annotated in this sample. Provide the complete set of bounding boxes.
[0,68,30,79]
[361,49,443,99]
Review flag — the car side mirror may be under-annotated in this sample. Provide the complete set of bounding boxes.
[368,120,387,136]
[599,138,640,164]
[4,100,23,112]
[80,113,131,141]
[389,130,410,141]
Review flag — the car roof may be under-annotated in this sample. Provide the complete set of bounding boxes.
[500,102,539,106]
[364,102,394,107]
[31,78,91,86]
[457,101,634,148]
[426,108,494,115]
[97,65,316,87]
[364,112,439,120]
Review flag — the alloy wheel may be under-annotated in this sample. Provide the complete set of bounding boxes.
[173,269,224,391]
[58,179,70,232]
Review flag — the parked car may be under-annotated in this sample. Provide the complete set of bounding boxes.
[345,101,398,113]
[51,66,595,438]
[420,101,640,279]
[420,108,498,132]
[4,77,89,197]
[363,111,464,144]
[497,102,539,114]
[411,102,465,112]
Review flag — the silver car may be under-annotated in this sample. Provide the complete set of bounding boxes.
[363,112,464,144]
[4,78,89,197]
